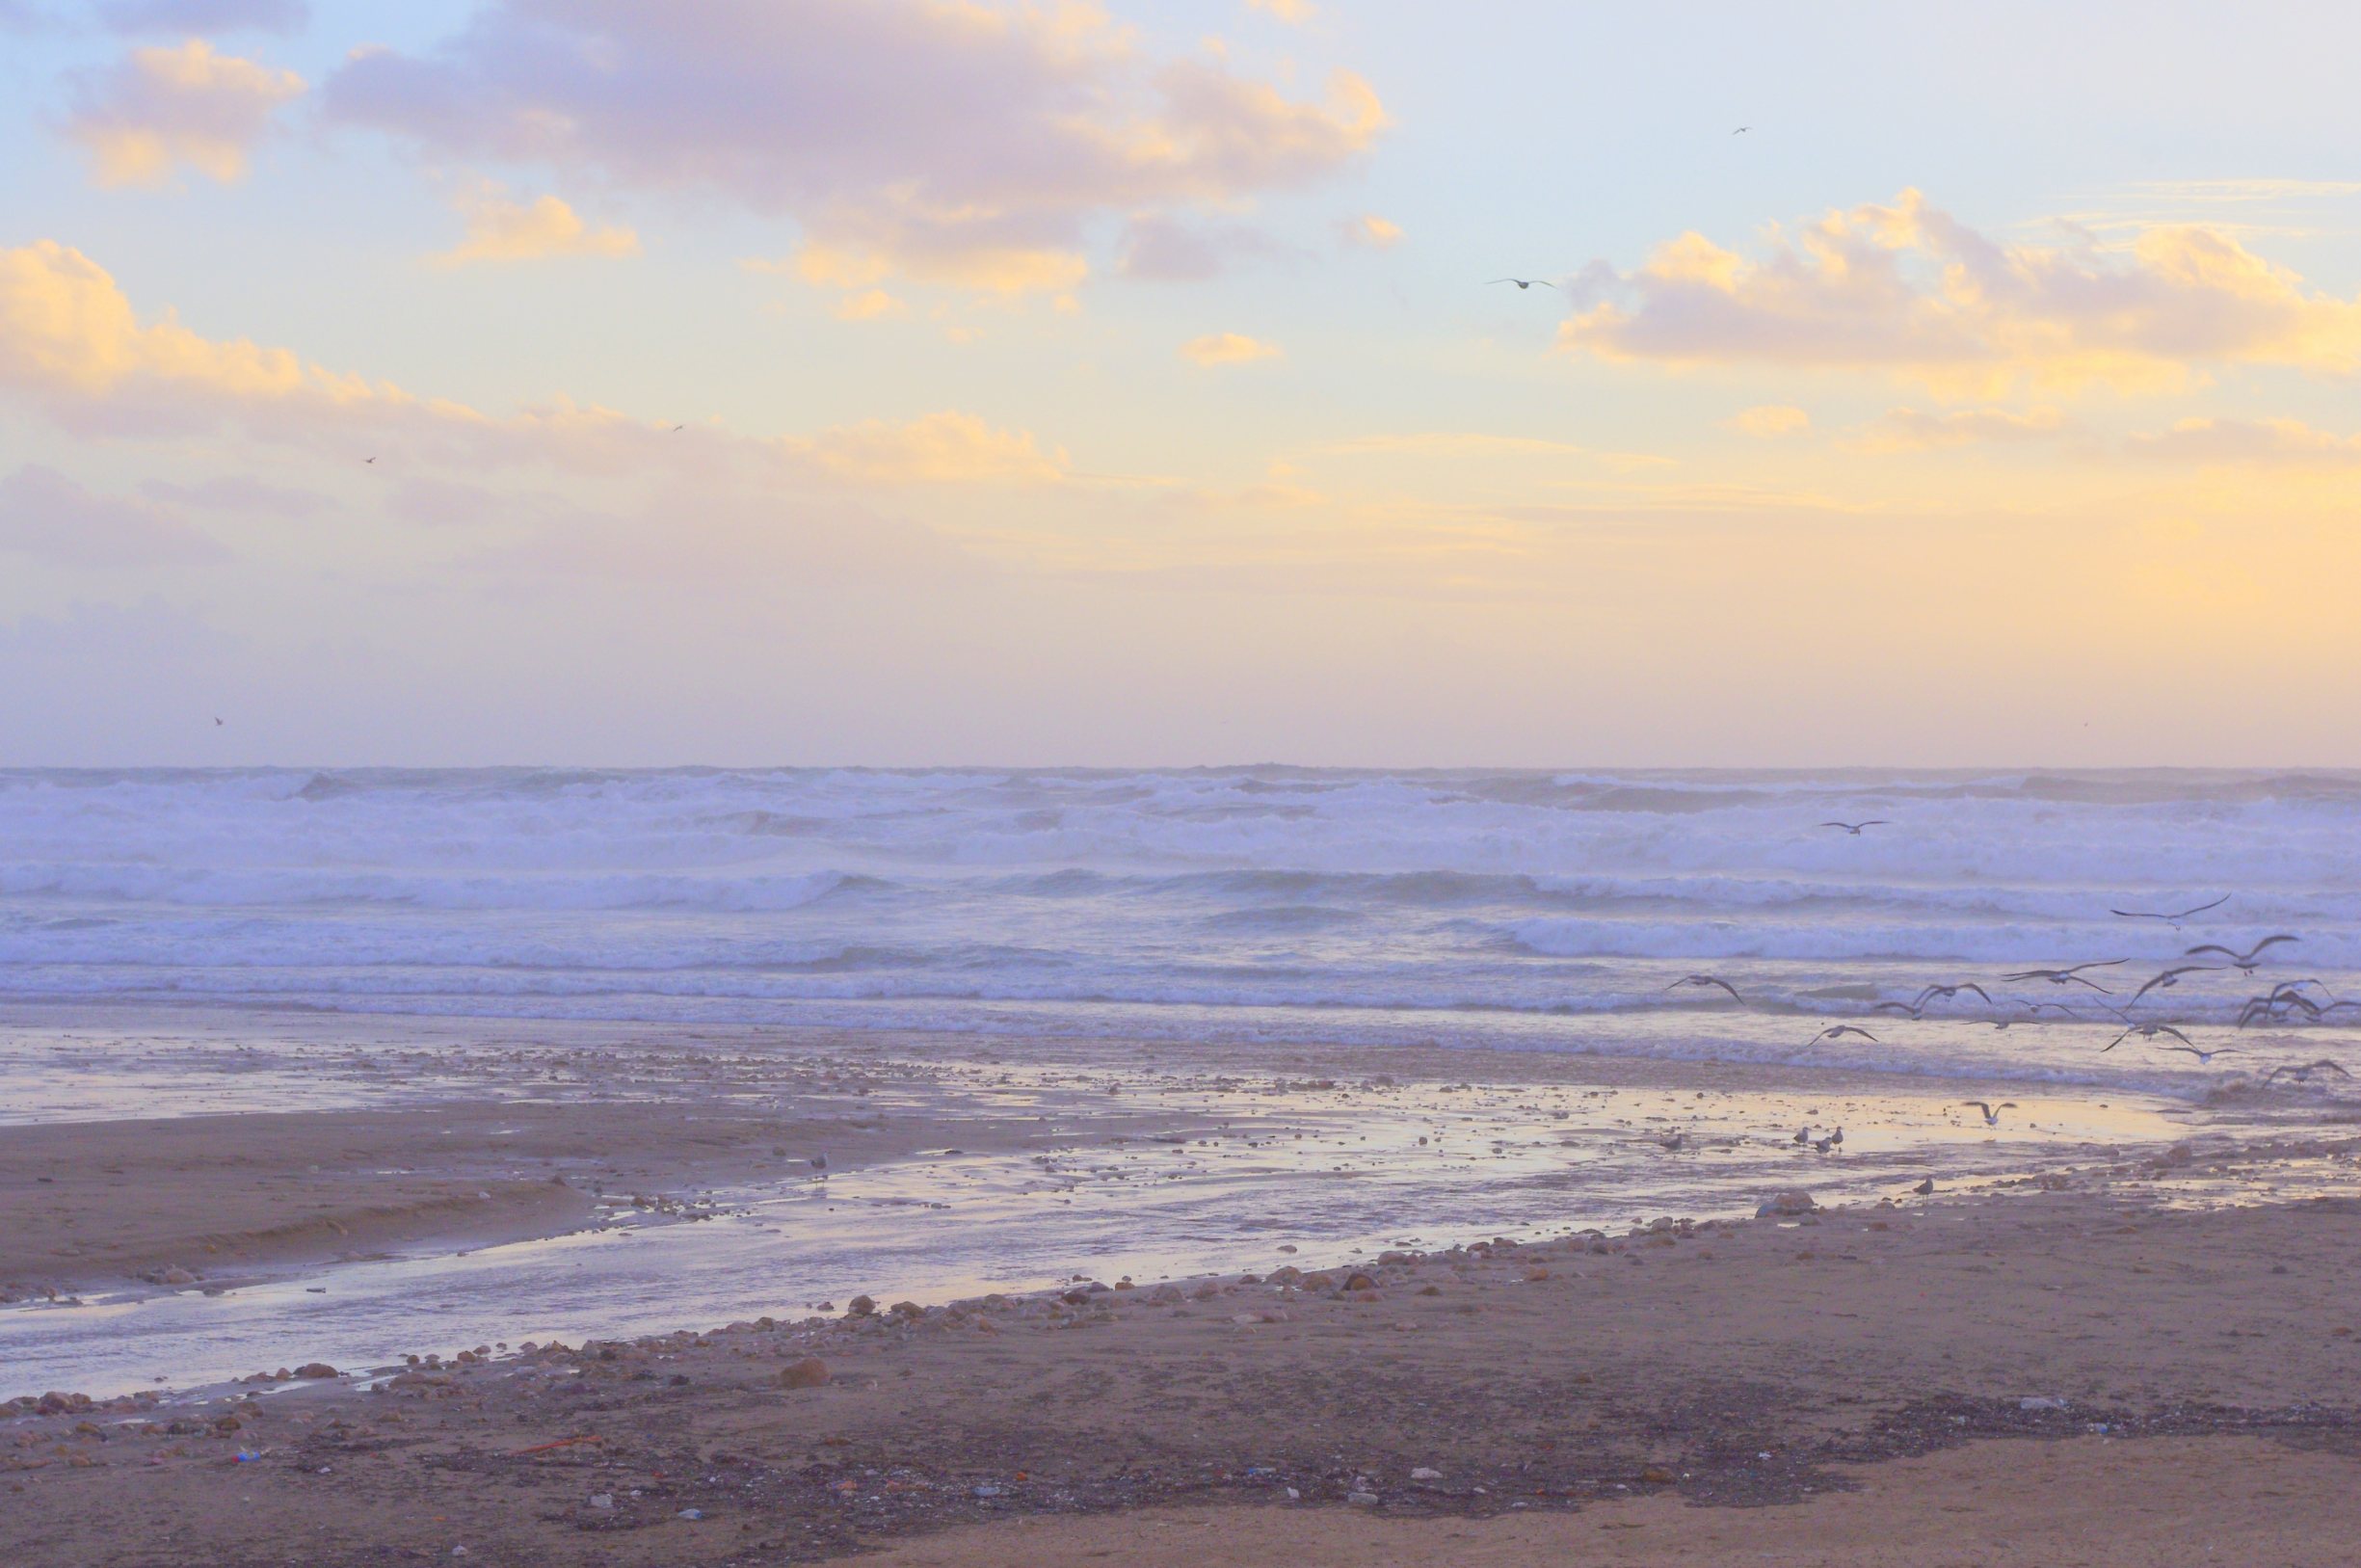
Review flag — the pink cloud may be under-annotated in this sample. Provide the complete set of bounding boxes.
[326,0,1386,292]
[0,464,228,565]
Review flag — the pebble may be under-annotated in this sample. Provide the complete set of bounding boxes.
[779,1357,831,1390]
[1347,1491,1379,1506]
[676,1508,704,1520]
[1756,1190,1817,1218]
[2020,1395,2069,1411]
[1410,1466,1443,1481]
[588,1493,615,1511]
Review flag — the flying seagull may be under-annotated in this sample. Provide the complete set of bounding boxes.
[2110,893,2228,927]
[1804,1024,1879,1047]
[1961,1101,2018,1128]
[1733,126,1751,135]
[1819,820,1888,835]
[1881,982,1997,1021]
[2001,960,2125,993]
[2262,1059,2353,1086]
[1666,974,1743,1002]
[2159,1042,2238,1065]
[2102,1022,2194,1053]
[2185,935,2299,973]
[1993,998,2082,1030]
[212,716,223,727]
[1488,278,1555,290]
[2239,989,2323,1027]
[671,424,685,432]
[2126,964,2219,1007]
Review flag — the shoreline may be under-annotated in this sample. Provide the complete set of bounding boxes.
[12,1178,2361,1565]
[7,1009,2359,1563]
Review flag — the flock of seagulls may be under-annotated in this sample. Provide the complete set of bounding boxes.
[1653,814,2354,1160]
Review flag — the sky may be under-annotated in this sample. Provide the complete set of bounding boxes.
[3,0,2359,768]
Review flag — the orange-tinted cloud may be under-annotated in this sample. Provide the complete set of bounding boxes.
[431,191,640,267]
[797,412,1068,486]
[1180,332,1281,365]
[2125,416,2361,466]
[64,39,304,187]
[1848,406,2075,453]
[1727,404,1809,438]
[1561,189,2361,396]
[0,240,1074,500]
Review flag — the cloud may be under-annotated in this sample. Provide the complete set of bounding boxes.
[1117,213,1280,280]
[431,191,641,267]
[1308,432,1670,472]
[1,239,317,406]
[0,464,227,565]
[94,0,308,32]
[1338,213,1400,250]
[1180,332,1281,366]
[1728,404,1809,438]
[1560,189,2361,396]
[0,239,1074,497]
[2118,178,2361,203]
[1246,0,1315,20]
[833,289,909,322]
[2125,416,2361,467]
[797,412,1067,486]
[63,39,305,188]
[1848,406,2074,453]
[325,0,1386,295]
[141,473,327,516]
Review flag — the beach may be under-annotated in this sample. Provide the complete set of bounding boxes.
[5,768,2359,1562]
[7,1007,2361,1565]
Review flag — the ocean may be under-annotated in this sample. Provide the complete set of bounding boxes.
[4,766,2355,1096]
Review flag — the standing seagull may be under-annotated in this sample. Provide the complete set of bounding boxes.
[1819,819,1888,835]
[2185,935,2299,973]
[2109,893,2228,928]
[1666,974,1744,1002]
[1488,278,1555,290]
[1961,1101,2018,1128]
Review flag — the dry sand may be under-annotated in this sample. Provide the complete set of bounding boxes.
[10,1173,2361,1565]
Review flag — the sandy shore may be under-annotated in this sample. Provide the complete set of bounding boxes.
[12,1175,2361,1564]
[0,1095,1149,1301]
[6,1011,2359,1563]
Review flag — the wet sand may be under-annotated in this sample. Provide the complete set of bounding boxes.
[11,1183,2361,1565]
[6,1010,2360,1563]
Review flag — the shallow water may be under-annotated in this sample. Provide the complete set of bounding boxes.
[0,1052,2246,1399]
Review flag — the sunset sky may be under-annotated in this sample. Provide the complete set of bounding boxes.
[4,0,2358,766]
